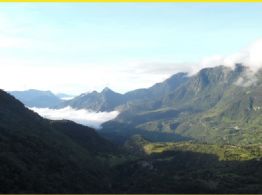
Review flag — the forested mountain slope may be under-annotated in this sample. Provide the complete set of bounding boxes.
[0,89,117,193]
[101,64,262,145]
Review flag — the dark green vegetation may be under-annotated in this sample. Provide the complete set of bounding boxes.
[98,64,262,145]
[2,64,262,193]
[11,65,262,146]
[114,141,262,194]
[9,89,62,108]
[0,89,122,193]
[143,141,262,161]
[1,89,262,193]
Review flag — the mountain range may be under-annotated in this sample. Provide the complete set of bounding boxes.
[9,64,262,146]
[0,89,119,193]
[9,89,63,108]
[50,64,261,145]
[3,63,262,193]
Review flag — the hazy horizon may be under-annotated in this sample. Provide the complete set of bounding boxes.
[2,3,262,95]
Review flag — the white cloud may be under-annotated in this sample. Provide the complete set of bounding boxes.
[0,36,30,48]
[29,106,119,129]
[191,38,262,75]
[114,38,262,84]
[0,60,180,95]
[60,96,75,100]
[234,69,258,87]
[2,5,262,96]
[244,38,262,71]
[1,14,262,96]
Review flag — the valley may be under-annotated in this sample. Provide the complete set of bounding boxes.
[2,3,262,194]
[4,63,262,193]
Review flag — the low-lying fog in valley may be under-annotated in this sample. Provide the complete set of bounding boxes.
[29,106,119,129]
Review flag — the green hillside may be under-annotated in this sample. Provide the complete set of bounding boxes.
[111,140,262,194]
[0,89,119,193]
[101,65,262,145]
[2,88,262,193]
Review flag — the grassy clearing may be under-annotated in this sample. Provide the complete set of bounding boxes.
[143,141,262,161]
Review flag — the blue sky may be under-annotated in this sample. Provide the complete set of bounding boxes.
[1,3,262,95]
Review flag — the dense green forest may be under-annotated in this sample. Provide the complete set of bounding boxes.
[2,64,262,193]
[100,65,262,145]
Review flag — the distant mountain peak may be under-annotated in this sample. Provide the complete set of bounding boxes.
[26,89,52,93]
[234,63,248,73]
[9,89,61,108]
[102,87,113,93]
[101,87,119,95]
